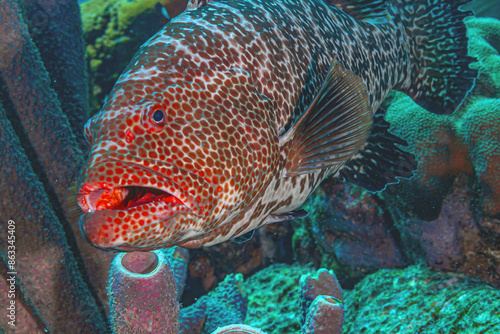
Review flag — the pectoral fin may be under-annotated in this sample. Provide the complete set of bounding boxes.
[279,58,372,177]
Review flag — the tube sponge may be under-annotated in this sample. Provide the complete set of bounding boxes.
[211,324,268,334]
[108,250,180,334]
[299,269,344,334]
[303,295,344,334]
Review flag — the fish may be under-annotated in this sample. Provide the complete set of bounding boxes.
[71,0,477,251]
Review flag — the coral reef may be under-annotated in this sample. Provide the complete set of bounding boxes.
[245,264,315,333]
[108,250,180,334]
[1,0,499,332]
[343,265,500,333]
[179,273,248,334]
[293,181,406,284]
[81,0,188,112]
[244,264,346,334]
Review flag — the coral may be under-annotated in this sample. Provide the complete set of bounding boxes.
[383,93,471,219]
[179,273,248,334]
[244,264,346,334]
[81,0,188,111]
[343,265,500,333]
[244,264,315,334]
[108,250,180,334]
[457,98,500,216]
[293,181,406,283]
[164,246,190,300]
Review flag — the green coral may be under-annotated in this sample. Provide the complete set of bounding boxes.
[456,98,500,216]
[244,264,315,334]
[80,0,171,112]
[344,266,500,333]
[383,17,500,219]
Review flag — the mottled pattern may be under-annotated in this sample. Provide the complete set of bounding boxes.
[75,0,471,250]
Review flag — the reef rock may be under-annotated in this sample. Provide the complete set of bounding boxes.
[343,265,500,333]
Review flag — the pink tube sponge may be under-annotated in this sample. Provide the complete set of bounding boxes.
[211,324,268,334]
[303,295,344,334]
[108,250,180,334]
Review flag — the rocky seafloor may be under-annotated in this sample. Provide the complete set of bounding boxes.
[0,0,499,333]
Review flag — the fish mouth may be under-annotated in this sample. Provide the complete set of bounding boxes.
[77,183,194,251]
[80,185,188,213]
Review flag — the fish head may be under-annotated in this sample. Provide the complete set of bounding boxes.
[75,68,280,251]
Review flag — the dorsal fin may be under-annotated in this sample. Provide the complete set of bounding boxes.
[279,58,372,177]
[325,0,389,23]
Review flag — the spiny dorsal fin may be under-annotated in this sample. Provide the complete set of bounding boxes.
[325,0,389,23]
[279,58,372,177]
[338,107,417,192]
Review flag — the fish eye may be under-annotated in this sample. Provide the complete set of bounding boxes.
[151,108,165,125]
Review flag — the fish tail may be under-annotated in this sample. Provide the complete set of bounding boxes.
[390,0,477,114]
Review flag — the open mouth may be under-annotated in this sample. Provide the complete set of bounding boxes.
[82,186,186,212]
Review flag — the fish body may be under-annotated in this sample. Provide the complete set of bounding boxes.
[75,0,476,250]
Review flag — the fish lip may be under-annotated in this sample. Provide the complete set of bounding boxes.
[79,201,190,251]
[78,215,119,252]
[77,159,202,216]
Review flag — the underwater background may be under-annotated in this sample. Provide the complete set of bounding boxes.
[0,0,500,333]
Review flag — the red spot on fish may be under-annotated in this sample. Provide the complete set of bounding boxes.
[126,130,135,143]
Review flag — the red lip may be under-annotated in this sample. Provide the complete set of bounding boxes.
[76,159,203,216]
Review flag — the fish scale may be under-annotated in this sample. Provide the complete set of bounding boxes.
[71,0,477,250]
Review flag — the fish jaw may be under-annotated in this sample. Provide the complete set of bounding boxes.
[75,158,211,250]
[78,200,193,251]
